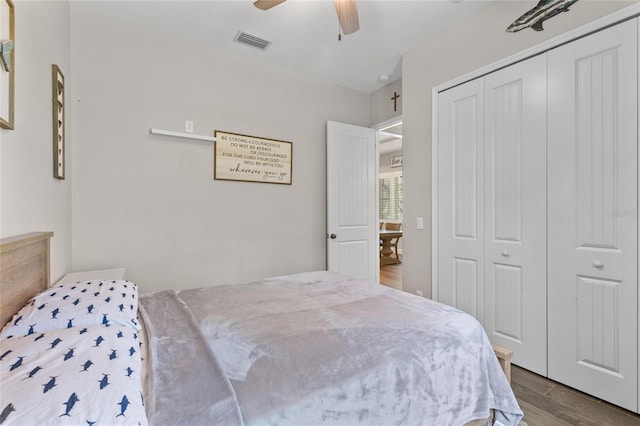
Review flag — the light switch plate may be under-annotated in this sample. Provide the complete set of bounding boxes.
[417,217,424,230]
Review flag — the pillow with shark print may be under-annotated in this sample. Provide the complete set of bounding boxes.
[0,323,147,425]
[0,280,141,340]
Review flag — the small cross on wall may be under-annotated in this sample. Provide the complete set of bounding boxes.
[391,91,400,112]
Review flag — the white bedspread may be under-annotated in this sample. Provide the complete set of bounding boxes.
[139,271,523,425]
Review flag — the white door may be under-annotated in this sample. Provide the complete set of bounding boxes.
[483,55,548,376]
[436,78,486,323]
[326,121,379,282]
[548,21,638,411]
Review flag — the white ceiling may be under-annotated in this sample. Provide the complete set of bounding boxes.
[75,0,494,94]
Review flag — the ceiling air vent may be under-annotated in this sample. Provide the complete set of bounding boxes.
[234,31,272,51]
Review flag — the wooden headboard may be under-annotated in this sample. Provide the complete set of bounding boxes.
[0,232,53,327]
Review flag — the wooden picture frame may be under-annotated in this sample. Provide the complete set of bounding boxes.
[214,130,292,185]
[52,65,65,179]
[0,0,14,130]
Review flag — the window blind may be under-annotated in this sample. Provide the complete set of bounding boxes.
[379,175,403,221]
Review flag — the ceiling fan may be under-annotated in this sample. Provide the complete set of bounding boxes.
[253,0,360,37]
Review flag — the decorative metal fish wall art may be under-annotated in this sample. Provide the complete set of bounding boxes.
[507,0,579,33]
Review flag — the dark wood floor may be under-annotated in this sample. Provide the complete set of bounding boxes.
[512,365,640,425]
[378,262,640,425]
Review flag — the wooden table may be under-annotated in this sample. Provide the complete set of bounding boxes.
[380,229,402,266]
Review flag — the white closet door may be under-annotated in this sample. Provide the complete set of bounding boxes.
[548,20,638,412]
[484,54,548,376]
[437,78,486,324]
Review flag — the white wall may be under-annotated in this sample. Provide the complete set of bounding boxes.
[0,1,71,283]
[401,0,636,298]
[370,79,402,126]
[69,6,370,293]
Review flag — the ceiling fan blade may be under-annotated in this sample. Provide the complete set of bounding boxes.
[253,0,286,11]
[334,0,359,35]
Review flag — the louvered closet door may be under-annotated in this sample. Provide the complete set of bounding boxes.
[484,54,547,376]
[548,20,638,412]
[437,78,485,324]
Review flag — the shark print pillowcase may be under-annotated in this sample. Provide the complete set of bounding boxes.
[0,280,141,340]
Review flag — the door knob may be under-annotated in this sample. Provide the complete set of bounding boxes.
[592,260,603,269]
[501,250,509,257]
[329,234,337,239]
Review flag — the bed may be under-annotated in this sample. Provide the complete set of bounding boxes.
[0,232,523,425]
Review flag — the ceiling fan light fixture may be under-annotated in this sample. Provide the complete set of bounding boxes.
[253,0,286,11]
[253,0,360,37]
[334,0,359,35]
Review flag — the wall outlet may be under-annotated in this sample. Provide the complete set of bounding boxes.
[416,289,424,297]
[185,120,194,133]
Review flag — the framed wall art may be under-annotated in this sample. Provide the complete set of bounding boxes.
[52,64,65,179]
[390,155,403,168]
[214,130,292,185]
[0,0,14,130]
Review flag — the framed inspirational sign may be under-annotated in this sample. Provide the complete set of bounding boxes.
[214,131,292,185]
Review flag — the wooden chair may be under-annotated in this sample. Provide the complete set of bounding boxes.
[384,222,401,231]
[383,222,402,262]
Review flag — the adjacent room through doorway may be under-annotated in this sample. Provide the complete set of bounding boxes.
[378,120,403,291]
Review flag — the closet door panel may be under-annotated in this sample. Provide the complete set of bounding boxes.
[548,20,638,412]
[437,78,485,323]
[484,54,548,375]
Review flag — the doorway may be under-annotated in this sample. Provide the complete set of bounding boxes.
[377,119,403,290]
